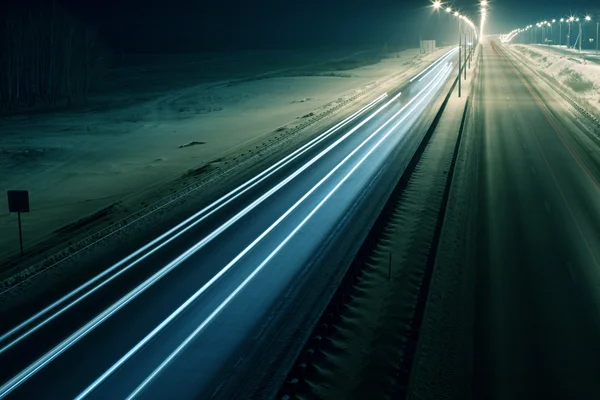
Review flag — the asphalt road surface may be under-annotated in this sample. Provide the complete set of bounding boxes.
[473,41,600,399]
[0,49,458,399]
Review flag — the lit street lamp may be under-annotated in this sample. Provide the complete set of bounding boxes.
[584,15,599,56]
[559,18,564,46]
[576,17,582,53]
[432,3,478,98]
[568,16,575,49]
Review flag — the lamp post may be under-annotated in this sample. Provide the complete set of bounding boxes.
[559,18,564,46]
[584,15,591,53]
[568,16,575,49]
[577,17,581,53]
[531,25,534,44]
[458,16,462,98]
[436,3,471,98]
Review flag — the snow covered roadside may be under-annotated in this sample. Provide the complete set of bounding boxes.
[406,44,481,400]
[0,47,449,271]
[509,44,600,118]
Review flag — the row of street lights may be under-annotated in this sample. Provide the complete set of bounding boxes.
[431,1,483,97]
[501,13,599,56]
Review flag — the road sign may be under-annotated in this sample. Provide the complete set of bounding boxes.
[8,190,29,212]
[7,190,29,256]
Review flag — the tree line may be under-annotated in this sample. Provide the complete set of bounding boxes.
[0,2,108,113]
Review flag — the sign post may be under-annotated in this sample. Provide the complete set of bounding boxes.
[7,190,30,256]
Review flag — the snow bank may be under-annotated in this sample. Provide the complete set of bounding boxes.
[0,47,447,259]
[511,44,600,116]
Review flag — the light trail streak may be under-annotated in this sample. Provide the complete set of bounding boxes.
[80,63,452,400]
[0,96,389,353]
[0,91,403,400]
[126,63,452,400]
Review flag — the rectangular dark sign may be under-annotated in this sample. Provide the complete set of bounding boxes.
[7,190,30,213]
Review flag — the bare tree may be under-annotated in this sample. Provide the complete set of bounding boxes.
[0,2,108,114]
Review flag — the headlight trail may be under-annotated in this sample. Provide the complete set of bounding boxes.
[0,91,403,399]
[76,63,451,400]
[410,47,458,83]
[0,94,388,351]
[124,63,452,400]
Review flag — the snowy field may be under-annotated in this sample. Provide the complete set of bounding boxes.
[0,47,446,260]
[510,44,600,117]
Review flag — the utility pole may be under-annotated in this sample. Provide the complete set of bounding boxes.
[567,22,571,48]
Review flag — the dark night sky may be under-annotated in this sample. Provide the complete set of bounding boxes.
[4,0,600,52]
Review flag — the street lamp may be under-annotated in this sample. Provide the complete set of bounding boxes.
[432,0,442,9]
[568,16,575,48]
[446,6,452,13]
[559,18,564,46]
[582,15,593,54]
[577,17,582,53]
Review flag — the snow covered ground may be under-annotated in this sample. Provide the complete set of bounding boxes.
[510,44,600,117]
[0,47,447,260]
[534,44,600,62]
